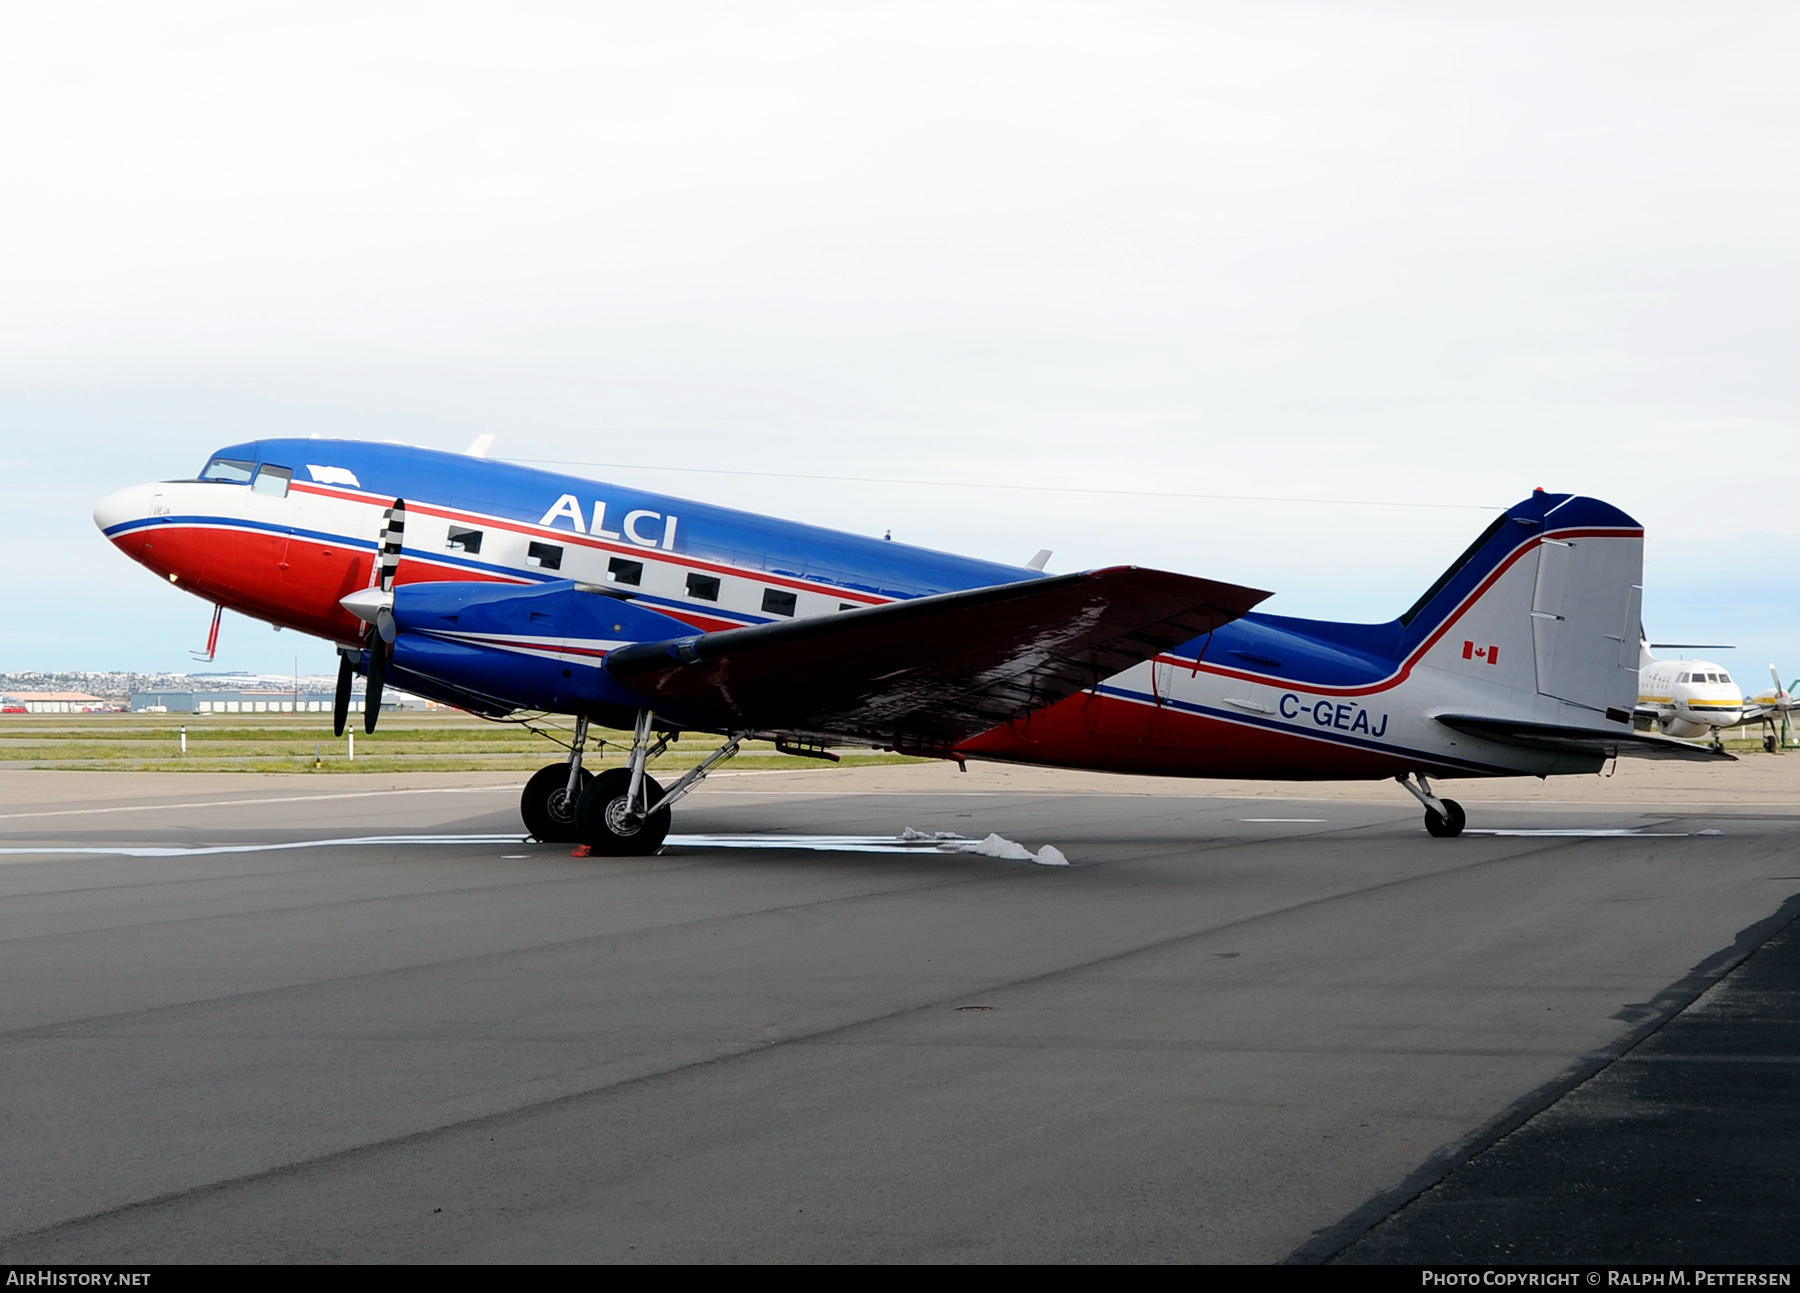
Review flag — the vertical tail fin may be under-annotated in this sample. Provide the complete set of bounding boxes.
[1407,493,1644,719]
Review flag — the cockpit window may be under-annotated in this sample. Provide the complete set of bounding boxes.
[252,464,292,498]
[200,457,255,484]
[1720,673,1733,684]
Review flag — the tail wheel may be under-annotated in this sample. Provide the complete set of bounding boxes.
[575,767,672,856]
[521,763,593,843]
[1424,798,1466,838]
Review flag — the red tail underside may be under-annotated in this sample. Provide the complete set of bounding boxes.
[959,690,1419,780]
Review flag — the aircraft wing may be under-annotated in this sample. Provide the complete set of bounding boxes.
[604,566,1270,749]
[1434,715,1734,761]
[1739,699,1782,724]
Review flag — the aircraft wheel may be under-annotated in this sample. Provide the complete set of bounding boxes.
[1424,798,1466,838]
[1765,734,1778,753]
[521,763,593,843]
[575,768,672,856]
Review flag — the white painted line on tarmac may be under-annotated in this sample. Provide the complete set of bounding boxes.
[0,831,1065,861]
[1239,818,1327,823]
[1463,828,1693,838]
[0,785,517,822]
[0,833,527,857]
[666,833,980,855]
[667,833,1072,864]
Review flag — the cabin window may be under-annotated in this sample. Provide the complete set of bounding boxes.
[252,464,292,497]
[762,588,797,617]
[446,526,483,554]
[686,572,720,601]
[608,557,644,586]
[200,457,254,484]
[527,541,563,571]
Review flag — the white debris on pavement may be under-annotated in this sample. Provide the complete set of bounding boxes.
[895,828,1071,865]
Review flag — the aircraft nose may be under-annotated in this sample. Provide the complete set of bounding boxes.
[93,483,157,537]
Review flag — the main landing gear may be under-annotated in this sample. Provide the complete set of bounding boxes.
[521,711,746,855]
[520,714,595,843]
[1396,771,1465,838]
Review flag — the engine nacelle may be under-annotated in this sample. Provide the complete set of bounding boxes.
[387,579,698,716]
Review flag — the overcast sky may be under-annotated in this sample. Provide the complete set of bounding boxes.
[3,2,1796,685]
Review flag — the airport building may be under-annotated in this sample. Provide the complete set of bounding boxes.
[0,691,113,713]
[129,687,421,714]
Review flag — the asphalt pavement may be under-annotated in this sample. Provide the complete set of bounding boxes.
[0,766,1794,1262]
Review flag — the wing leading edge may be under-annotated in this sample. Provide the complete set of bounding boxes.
[605,566,1270,749]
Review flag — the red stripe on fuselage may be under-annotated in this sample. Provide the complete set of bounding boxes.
[110,523,524,645]
[115,517,763,644]
[959,689,1425,780]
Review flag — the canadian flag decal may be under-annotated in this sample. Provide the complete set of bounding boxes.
[1463,641,1500,665]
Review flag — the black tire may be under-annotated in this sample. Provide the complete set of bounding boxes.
[1765,734,1777,753]
[1424,798,1466,838]
[521,763,593,843]
[574,767,672,855]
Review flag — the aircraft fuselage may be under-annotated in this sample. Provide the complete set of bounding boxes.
[97,440,1650,784]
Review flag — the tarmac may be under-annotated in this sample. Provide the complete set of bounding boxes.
[0,757,1795,1263]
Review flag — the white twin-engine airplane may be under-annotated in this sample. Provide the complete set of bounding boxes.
[94,440,1724,852]
[1636,644,1798,752]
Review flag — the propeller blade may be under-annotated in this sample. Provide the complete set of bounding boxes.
[333,654,353,737]
[377,499,406,595]
[364,634,385,735]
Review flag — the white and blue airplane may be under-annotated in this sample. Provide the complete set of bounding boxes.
[94,440,1721,851]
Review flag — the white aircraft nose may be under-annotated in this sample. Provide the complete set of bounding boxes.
[93,483,158,537]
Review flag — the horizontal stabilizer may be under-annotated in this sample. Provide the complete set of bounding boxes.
[606,567,1270,747]
[1434,714,1734,762]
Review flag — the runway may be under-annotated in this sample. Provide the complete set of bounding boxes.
[0,764,1796,1263]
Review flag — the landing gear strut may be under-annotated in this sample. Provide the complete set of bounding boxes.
[520,714,594,842]
[574,711,745,855]
[1397,771,1465,838]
